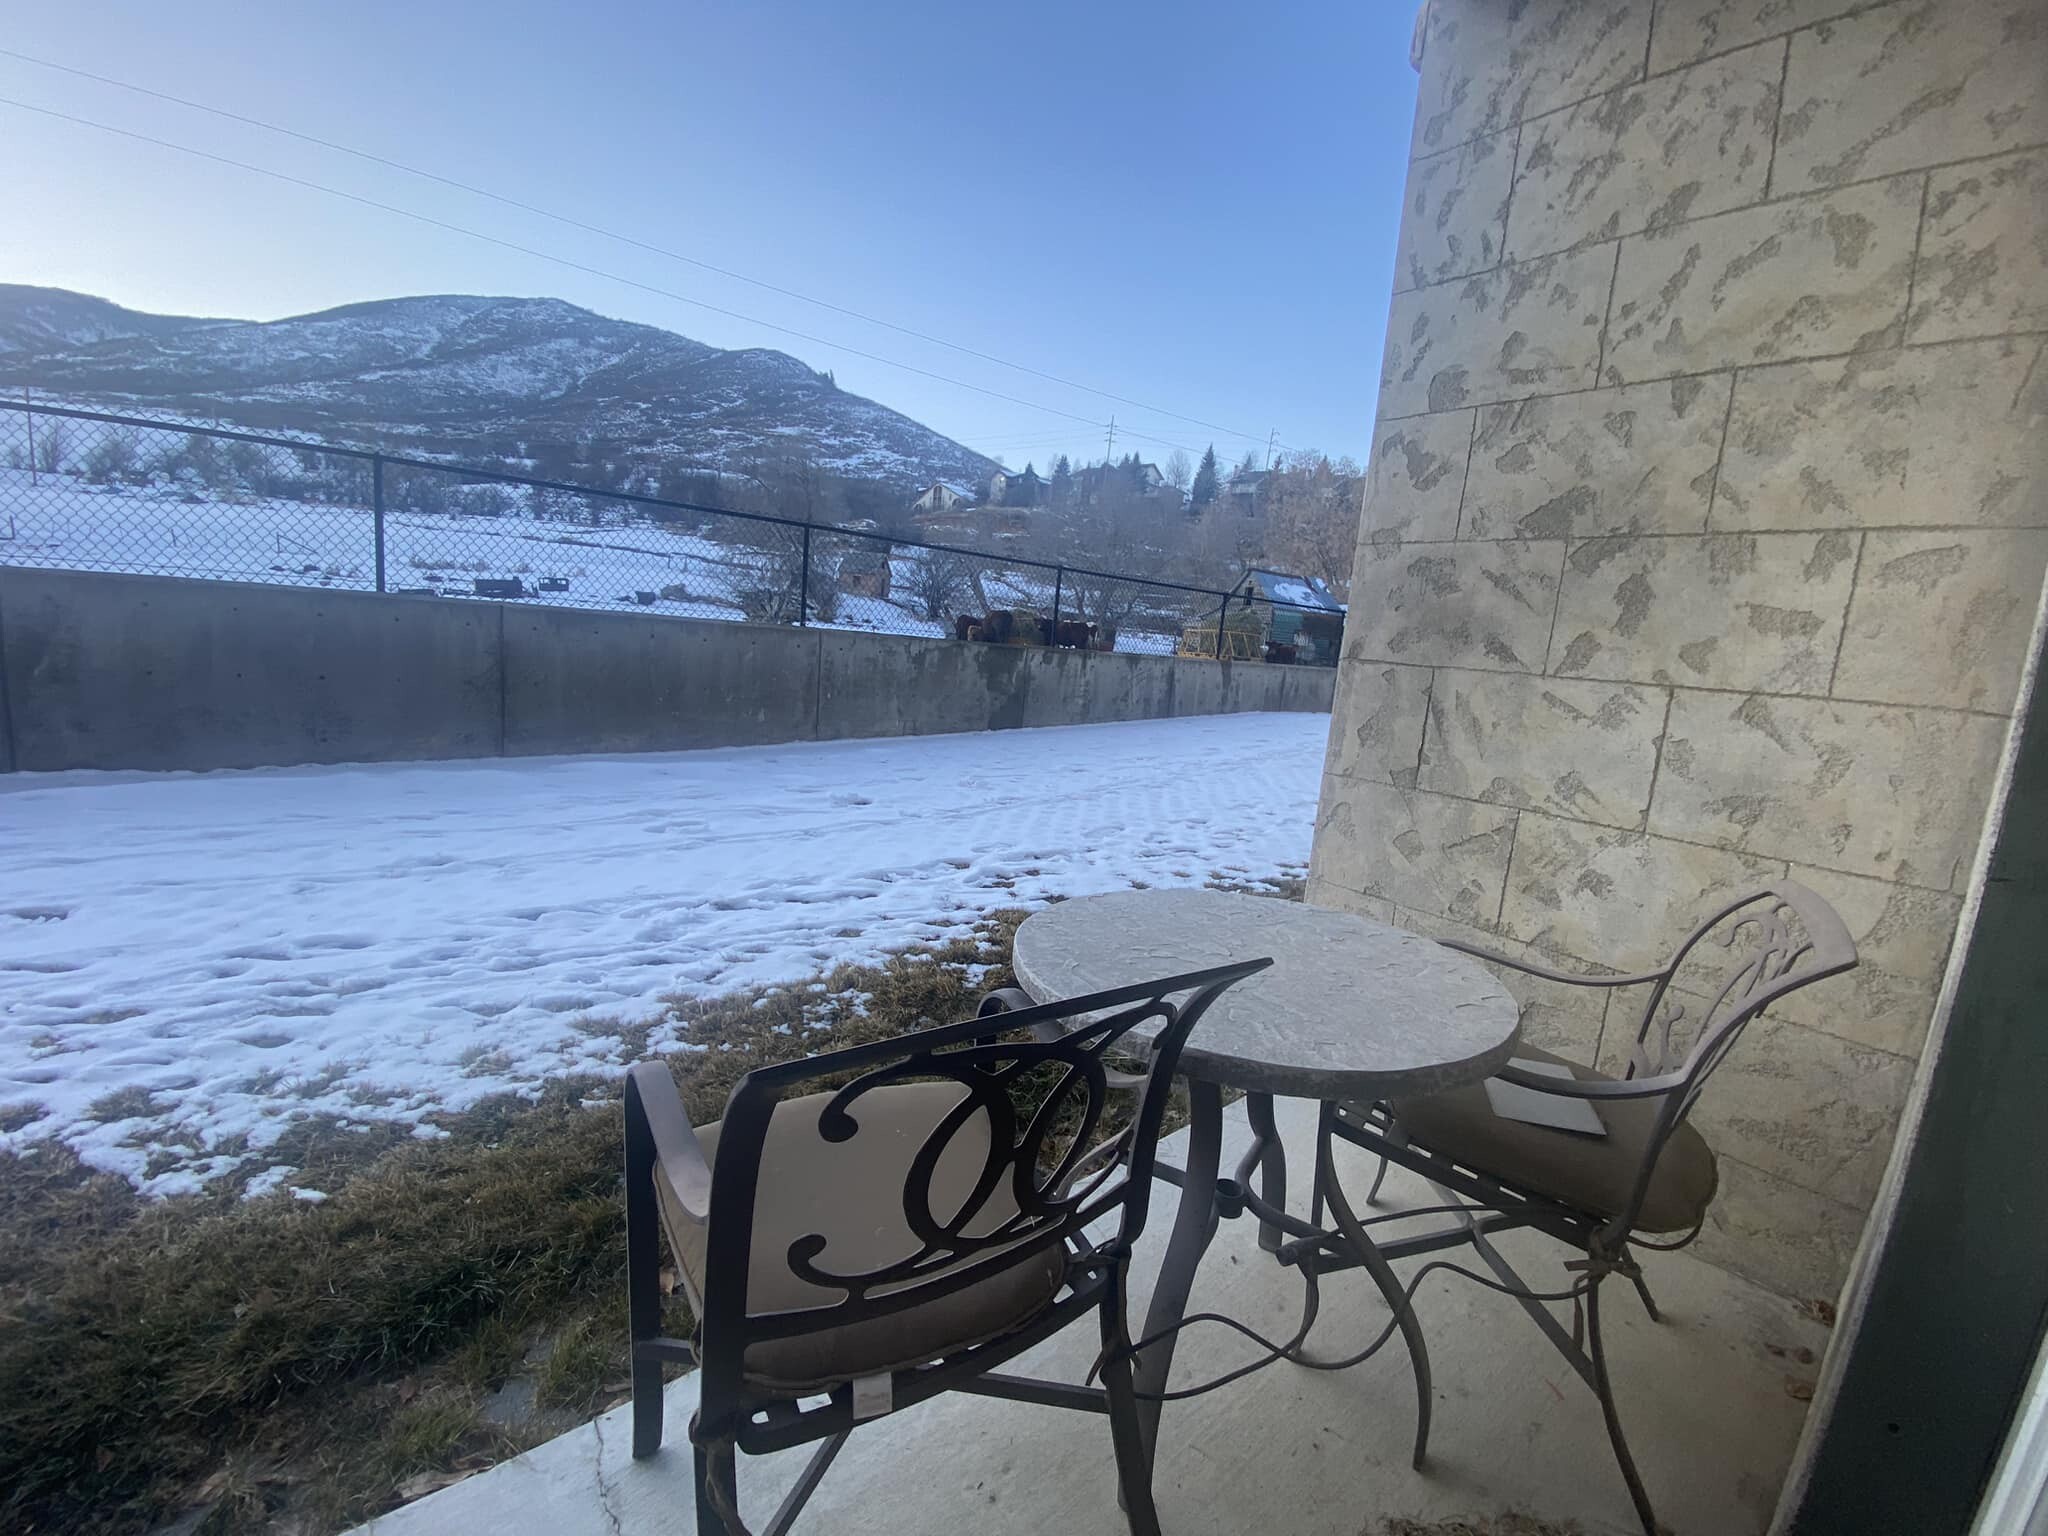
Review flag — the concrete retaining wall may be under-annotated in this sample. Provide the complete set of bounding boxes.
[0,567,1333,773]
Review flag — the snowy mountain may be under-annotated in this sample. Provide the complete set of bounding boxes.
[0,286,1000,492]
[0,285,220,354]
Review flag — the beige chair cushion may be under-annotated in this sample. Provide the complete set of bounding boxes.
[654,1080,1067,1394]
[1385,1047,1719,1234]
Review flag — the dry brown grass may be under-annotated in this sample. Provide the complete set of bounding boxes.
[0,912,1033,1536]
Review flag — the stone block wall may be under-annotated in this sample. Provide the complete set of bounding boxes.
[1313,0,2048,1298]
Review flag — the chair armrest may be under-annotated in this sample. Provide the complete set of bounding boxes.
[1434,936,1669,991]
[626,1060,713,1224]
[1493,1062,1680,1101]
[978,987,1146,1090]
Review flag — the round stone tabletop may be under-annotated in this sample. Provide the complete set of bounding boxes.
[1013,889,1521,1100]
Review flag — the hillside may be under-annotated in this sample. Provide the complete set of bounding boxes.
[0,285,999,493]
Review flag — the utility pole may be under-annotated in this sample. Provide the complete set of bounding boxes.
[1104,417,1117,462]
[1266,428,1279,470]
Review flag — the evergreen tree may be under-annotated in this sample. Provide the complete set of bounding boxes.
[1190,444,1220,507]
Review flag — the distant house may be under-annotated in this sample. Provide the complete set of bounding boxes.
[1070,460,1175,506]
[1223,468,1273,516]
[837,548,893,600]
[910,481,971,515]
[1238,567,1346,664]
[988,466,1045,508]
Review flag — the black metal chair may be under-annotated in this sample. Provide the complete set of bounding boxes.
[1304,881,1857,1535]
[623,957,1270,1536]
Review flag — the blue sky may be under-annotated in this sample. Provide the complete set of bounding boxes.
[0,2,1420,471]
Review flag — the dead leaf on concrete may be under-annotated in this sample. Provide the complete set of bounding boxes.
[1785,1376,1815,1402]
[395,1467,474,1502]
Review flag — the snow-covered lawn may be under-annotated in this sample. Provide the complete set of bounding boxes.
[0,712,1326,1194]
[0,464,1198,651]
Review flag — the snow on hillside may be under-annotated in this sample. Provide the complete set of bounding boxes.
[0,713,1325,1194]
[0,288,1002,492]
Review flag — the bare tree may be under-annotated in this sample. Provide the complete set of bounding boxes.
[1258,449,1364,599]
[1164,449,1193,496]
[84,429,140,485]
[33,420,70,475]
[901,546,978,622]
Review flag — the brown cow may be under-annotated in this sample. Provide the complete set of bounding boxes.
[1264,640,1299,664]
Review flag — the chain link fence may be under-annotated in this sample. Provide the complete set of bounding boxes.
[0,403,1344,664]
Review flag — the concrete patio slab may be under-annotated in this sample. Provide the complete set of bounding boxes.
[355,1096,1828,1536]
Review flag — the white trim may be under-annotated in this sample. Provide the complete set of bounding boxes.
[1974,1336,2048,1536]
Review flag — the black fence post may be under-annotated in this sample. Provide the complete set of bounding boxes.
[1215,591,1231,663]
[1050,567,1063,646]
[798,523,812,626]
[372,456,386,593]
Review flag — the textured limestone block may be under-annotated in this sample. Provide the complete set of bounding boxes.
[1834,529,2048,710]
[1390,902,1611,1062]
[1694,1155,1867,1300]
[1347,538,1564,673]
[1648,0,1848,72]
[1398,131,1514,290]
[1323,660,1432,788]
[1302,876,1395,927]
[1774,2,2048,193]
[1413,0,1649,153]
[1311,777,1517,928]
[1669,1016,1913,1210]
[1715,337,2048,531]
[1463,374,1733,540]
[1380,246,1612,417]
[1604,175,1921,381]
[1507,41,1782,258]
[1359,410,1473,546]
[1499,813,1785,962]
[1420,668,1664,830]
[1650,689,2007,886]
[1772,864,1962,1058]
[1910,149,2048,345]
[1549,531,1857,694]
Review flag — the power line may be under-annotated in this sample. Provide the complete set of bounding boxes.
[0,47,1275,449]
[0,94,1209,460]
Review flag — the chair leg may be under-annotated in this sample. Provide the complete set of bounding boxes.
[1321,1118,1431,1470]
[1585,1277,1658,1536]
[624,1091,667,1459]
[1365,1152,1391,1206]
[1103,1348,1163,1536]
[694,1432,740,1536]
[1629,1267,1663,1324]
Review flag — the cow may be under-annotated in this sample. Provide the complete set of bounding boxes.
[1264,640,1299,665]
[1044,619,1092,649]
[954,610,1019,644]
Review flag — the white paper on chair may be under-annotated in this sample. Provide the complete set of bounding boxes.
[1483,1058,1607,1137]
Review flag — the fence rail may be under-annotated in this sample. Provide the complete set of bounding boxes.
[0,402,1344,664]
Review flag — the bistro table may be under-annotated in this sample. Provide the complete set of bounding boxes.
[1012,887,1520,1471]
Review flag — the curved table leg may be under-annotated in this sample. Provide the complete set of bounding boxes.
[1132,1076,1225,1470]
[1318,1113,1432,1470]
[1243,1091,1288,1254]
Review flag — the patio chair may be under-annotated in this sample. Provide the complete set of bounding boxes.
[623,957,1271,1536]
[1303,881,1856,1536]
